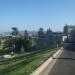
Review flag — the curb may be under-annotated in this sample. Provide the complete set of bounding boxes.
[31,49,63,75]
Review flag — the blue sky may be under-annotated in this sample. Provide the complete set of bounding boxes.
[0,0,75,33]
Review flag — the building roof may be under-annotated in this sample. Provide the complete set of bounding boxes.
[65,25,75,28]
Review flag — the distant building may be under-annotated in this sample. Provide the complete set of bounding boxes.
[63,24,75,41]
[53,32,64,36]
[64,24,75,35]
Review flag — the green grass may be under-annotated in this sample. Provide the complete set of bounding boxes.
[0,48,58,75]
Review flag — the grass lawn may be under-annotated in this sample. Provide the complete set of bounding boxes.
[0,48,58,75]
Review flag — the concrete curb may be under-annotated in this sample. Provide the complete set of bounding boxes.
[31,49,63,75]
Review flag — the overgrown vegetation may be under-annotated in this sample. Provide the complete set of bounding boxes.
[0,27,62,52]
[0,27,62,75]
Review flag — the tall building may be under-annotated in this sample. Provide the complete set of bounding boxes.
[64,24,75,35]
[63,24,75,42]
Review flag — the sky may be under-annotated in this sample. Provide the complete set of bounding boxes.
[0,0,75,33]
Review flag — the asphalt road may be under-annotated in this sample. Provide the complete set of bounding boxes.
[41,50,75,75]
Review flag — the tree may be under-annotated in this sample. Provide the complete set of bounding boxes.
[23,38,31,52]
[11,27,22,52]
[11,27,19,36]
[36,28,46,49]
[24,30,29,39]
[0,38,1,46]
[56,35,62,47]
[23,31,31,52]
[14,37,23,52]
[38,28,45,38]
[4,36,14,50]
[46,28,55,46]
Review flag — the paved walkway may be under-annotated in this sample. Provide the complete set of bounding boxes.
[42,50,75,75]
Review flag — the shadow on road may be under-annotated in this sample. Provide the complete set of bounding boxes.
[52,57,75,60]
[48,50,75,75]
